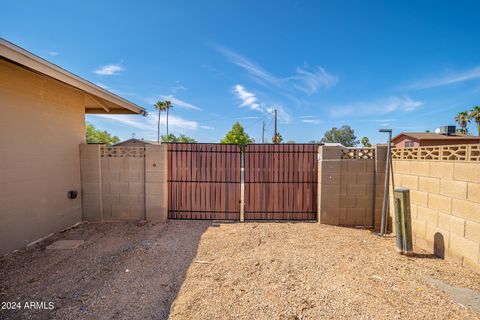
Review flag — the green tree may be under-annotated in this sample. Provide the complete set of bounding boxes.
[86,123,120,145]
[177,134,197,143]
[161,134,197,143]
[455,111,470,134]
[272,132,283,144]
[468,105,480,136]
[320,125,359,147]
[220,122,253,145]
[154,100,174,142]
[361,136,372,147]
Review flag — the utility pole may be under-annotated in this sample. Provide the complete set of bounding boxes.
[262,121,265,143]
[274,109,278,144]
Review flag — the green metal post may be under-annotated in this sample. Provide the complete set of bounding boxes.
[394,198,404,253]
[393,188,413,255]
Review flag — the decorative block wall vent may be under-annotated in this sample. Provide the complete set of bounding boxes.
[341,148,375,160]
[100,147,146,158]
[392,144,480,162]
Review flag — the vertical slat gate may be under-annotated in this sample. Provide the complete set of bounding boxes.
[244,144,319,220]
[168,143,241,220]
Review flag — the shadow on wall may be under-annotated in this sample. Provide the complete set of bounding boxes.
[0,221,211,320]
[434,232,446,259]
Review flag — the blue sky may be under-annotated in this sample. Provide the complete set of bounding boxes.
[2,0,480,143]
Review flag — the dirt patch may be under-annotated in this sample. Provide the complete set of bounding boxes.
[0,221,209,319]
[168,222,480,320]
[1,221,480,319]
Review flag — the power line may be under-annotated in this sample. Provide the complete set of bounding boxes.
[274,109,278,144]
[262,121,265,143]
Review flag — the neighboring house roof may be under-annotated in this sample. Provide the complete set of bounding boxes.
[113,138,160,146]
[0,38,146,115]
[392,132,480,142]
[323,143,345,147]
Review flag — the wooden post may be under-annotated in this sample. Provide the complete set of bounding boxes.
[240,150,245,222]
[393,187,413,255]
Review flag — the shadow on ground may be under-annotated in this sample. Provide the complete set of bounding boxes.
[0,220,211,320]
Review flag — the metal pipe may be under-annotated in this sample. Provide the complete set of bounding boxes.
[379,129,392,236]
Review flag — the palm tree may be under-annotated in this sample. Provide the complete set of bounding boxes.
[164,100,173,136]
[455,111,470,134]
[468,105,480,136]
[154,100,165,143]
[154,100,174,142]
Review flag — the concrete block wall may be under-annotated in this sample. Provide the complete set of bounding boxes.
[145,145,168,223]
[390,159,480,272]
[318,145,386,228]
[79,144,168,222]
[101,153,145,220]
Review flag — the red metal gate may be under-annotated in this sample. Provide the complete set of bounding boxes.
[244,144,318,220]
[167,143,241,220]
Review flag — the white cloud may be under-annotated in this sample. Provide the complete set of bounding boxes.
[89,113,208,133]
[232,84,291,123]
[171,85,187,93]
[301,118,321,124]
[47,51,59,56]
[214,46,279,86]
[200,125,214,130]
[237,116,260,120]
[330,96,423,118]
[406,66,480,90]
[145,95,201,111]
[95,82,110,89]
[94,83,135,97]
[233,85,260,110]
[213,44,337,95]
[94,64,125,76]
[290,66,338,95]
[161,95,202,111]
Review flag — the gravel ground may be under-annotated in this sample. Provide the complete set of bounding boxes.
[1,221,479,320]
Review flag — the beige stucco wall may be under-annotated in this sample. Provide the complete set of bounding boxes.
[0,59,85,255]
[390,160,480,273]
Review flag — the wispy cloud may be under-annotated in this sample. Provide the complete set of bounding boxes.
[171,85,187,93]
[232,84,291,123]
[347,118,398,123]
[237,116,260,120]
[233,85,261,110]
[298,115,322,124]
[95,82,110,89]
[94,82,135,97]
[214,46,278,86]
[47,51,59,56]
[213,45,337,95]
[94,64,125,76]
[289,66,338,95]
[144,95,202,111]
[90,113,208,133]
[301,118,321,124]
[161,95,202,111]
[406,66,480,90]
[330,96,423,118]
